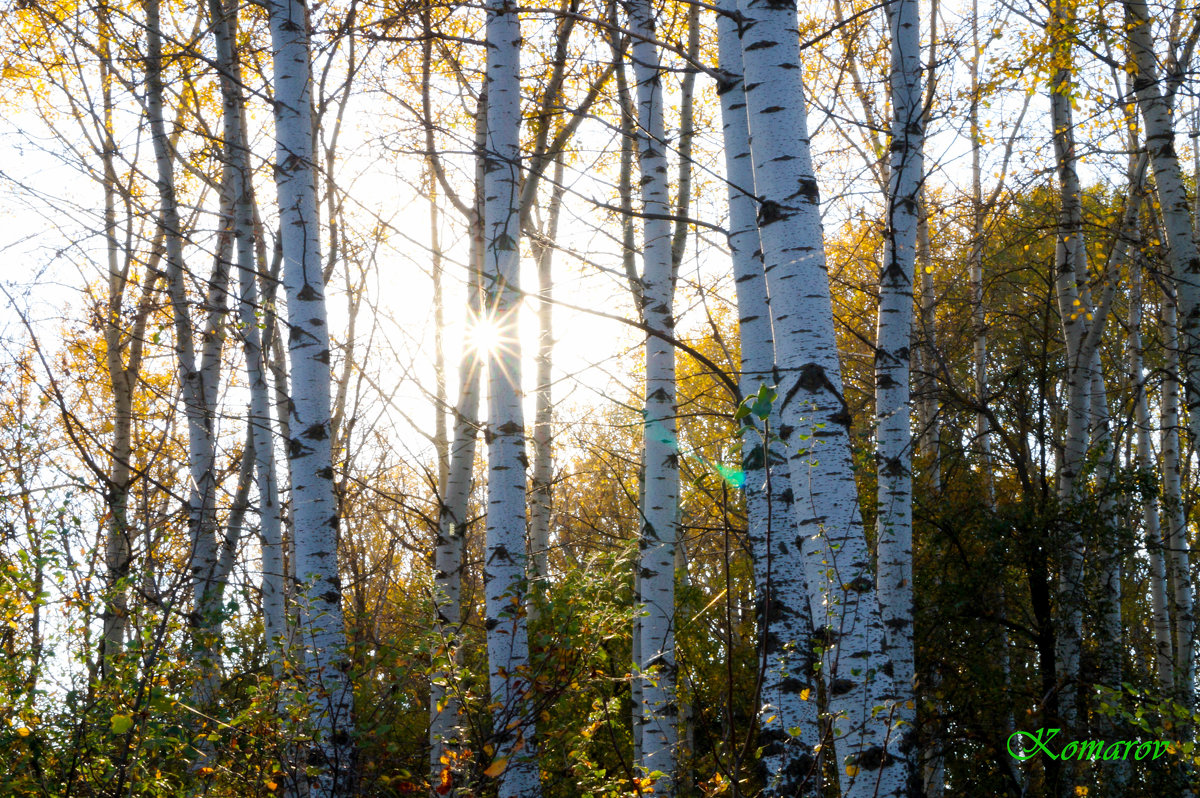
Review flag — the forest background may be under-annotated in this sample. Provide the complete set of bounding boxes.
[0,0,1198,797]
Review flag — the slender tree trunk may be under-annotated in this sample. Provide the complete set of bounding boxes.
[610,35,645,764]
[145,0,227,715]
[733,1,906,794]
[715,5,818,792]
[208,0,287,679]
[481,2,539,794]
[914,197,939,490]
[98,0,134,671]
[430,87,488,786]
[528,155,566,617]
[968,0,992,505]
[1126,0,1200,469]
[1162,293,1195,705]
[265,0,357,793]
[1047,0,1090,741]
[1125,0,1198,716]
[875,2,922,791]
[1130,258,1174,692]
[625,0,679,787]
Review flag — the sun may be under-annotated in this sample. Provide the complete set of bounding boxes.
[465,313,505,355]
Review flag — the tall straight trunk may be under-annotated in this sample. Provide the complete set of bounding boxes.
[1047,0,1090,736]
[423,3,449,500]
[145,0,227,711]
[625,0,679,787]
[528,155,566,613]
[98,1,136,670]
[914,198,939,489]
[670,10,700,789]
[481,2,539,795]
[265,0,356,794]
[1162,294,1195,704]
[875,1,922,788]
[715,4,818,792]
[608,27,644,763]
[968,0,992,505]
[733,1,905,795]
[430,88,488,784]
[1130,259,1174,692]
[670,0,700,286]
[208,0,286,677]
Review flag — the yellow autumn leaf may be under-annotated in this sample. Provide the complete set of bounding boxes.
[800,688,811,701]
[1075,787,1089,797]
[483,758,508,778]
[846,765,859,778]
[16,727,30,737]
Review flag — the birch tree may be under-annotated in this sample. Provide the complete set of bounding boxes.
[625,0,680,786]
[875,0,922,783]
[481,0,540,794]
[266,0,356,792]
[429,87,487,787]
[734,0,907,793]
[144,0,238,715]
[715,2,818,791]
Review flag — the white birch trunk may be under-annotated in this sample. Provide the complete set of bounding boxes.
[626,0,679,786]
[266,0,356,793]
[1125,0,1197,711]
[208,0,287,678]
[1162,295,1195,703]
[481,3,539,794]
[430,88,487,786]
[733,1,905,794]
[145,0,227,715]
[1129,259,1174,692]
[528,155,565,614]
[875,0,922,786]
[1047,2,1090,730]
[716,5,818,791]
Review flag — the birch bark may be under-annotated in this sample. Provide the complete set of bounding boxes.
[1162,294,1195,703]
[481,1,539,794]
[715,4,818,792]
[145,0,227,714]
[625,0,679,786]
[875,0,922,785]
[430,87,488,786]
[1129,259,1174,692]
[265,0,356,793]
[1047,0,1090,732]
[1125,0,1200,419]
[207,0,287,678]
[1124,0,1197,710]
[733,0,906,794]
